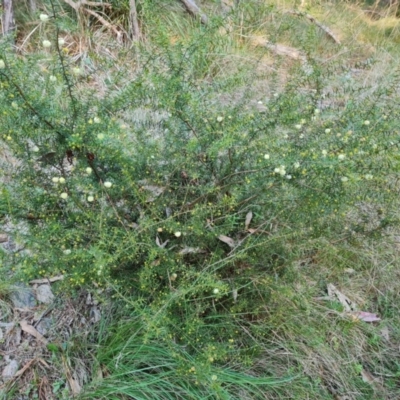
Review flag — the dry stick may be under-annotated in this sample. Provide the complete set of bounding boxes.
[2,0,15,36]
[287,10,341,45]
[83,0,112,6]
[83,7,122,39]
[129,0,141,41]
[63,0,122,39]
[63,0,110,9]
[29,0,37,12]
[180,0,208,25]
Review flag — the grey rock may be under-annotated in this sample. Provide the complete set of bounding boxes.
[36,318,52,336]
[2,360,18,380]
[10,284,36,308]
[0,233,8,243]
[36,284,54,304]
[90,306,101,323]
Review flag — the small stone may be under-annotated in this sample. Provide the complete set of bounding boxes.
[0,233,8,243]
[2,360,18,380]
[36,284,55,304]
[90,306,101,323]
[36,318,52,336]
[344,268,356,274]
[10,284,36,308]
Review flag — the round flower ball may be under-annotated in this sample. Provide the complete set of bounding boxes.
[42,40,51,48]
[103,181,112,188]
[40,14,49,22]
[87,195,94,202]
[60,192,68,199]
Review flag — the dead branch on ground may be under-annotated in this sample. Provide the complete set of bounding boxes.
[63,0,122,40]
[287,10,341,44]
[129,0,141,41]
[180,0,208,24]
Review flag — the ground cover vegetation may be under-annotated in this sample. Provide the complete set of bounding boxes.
[1,0,400,398]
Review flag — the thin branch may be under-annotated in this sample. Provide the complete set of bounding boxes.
[129,0,141,41]
[287,10,341,45]
[50,0,79,127]
[83,7,122,39]
[63,0,121,39]
[2,0,15,37]
[84,1,111,6]
[180,0,208,25]
[29,0,37,13]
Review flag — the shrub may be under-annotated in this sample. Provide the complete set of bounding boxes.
[1,7,400,394]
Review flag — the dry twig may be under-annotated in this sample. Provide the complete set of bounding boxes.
[129,0,141,41]
[287,10,341,44]
[180,0,208,24]
[63,0,122,39]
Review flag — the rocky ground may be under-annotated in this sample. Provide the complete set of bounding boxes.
[0,233,103,398]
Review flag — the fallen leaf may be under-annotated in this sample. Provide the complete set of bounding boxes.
[38,358,51,368]
[62,356,82,395]
[232,288,238,302]
[90,306,101,323]
[179,247,203,255]
[20,320,48,344]
[247,228,270,234]
[68,376,81,395]
[245,211,253,230]
[142,184,165,202]
[156,236,169,248]
[344,268,355,274]
[218,235,235,248]
[380,326,390,341]
[360,368,384,390]
[327,283,357,312]
[352,311,380,322]
[14,359,36,378]
[361,368,375,384]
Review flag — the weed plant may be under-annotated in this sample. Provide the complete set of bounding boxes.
[1,1,400,398]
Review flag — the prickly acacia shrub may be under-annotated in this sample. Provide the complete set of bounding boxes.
[1,11,400,356]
